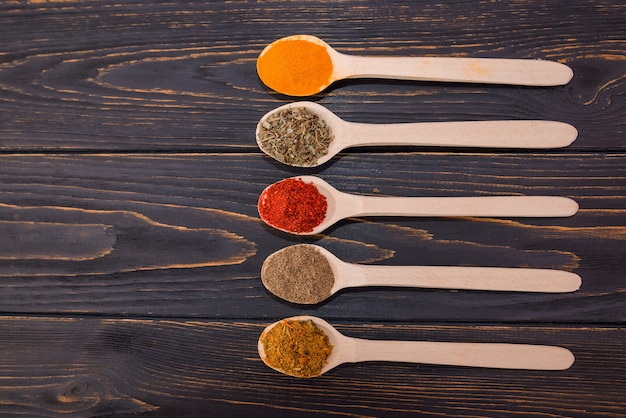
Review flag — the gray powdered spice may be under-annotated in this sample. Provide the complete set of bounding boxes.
[261,244,335,304]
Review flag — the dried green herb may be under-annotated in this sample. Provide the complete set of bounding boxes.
[258,107,334,167]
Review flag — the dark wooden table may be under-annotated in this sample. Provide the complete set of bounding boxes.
[1,1,624,416]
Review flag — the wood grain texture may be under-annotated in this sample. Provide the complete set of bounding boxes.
[0,0,623,151]
[0,317,624,417]
[0,0,624,416]
[0,153,623,322]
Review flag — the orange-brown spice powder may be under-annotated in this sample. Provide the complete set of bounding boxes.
[257,38,334,96]
[260,319,333,378]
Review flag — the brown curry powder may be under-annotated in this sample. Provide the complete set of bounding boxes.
[260,319,333,378]
[257,38,334,96]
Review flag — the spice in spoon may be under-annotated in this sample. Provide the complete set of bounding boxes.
[260,318,333,378]
[262,244,335,304]
[258,177,327,234]
[258,107,334,167]
[257,37,334,96]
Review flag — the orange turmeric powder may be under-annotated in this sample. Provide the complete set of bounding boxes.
[257,36,334,96]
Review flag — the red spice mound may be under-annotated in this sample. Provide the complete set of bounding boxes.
[258,178,328,233]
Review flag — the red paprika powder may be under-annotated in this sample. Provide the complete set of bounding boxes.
[258,178,328,233]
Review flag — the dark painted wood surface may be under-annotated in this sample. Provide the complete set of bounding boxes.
[0,1,625,416]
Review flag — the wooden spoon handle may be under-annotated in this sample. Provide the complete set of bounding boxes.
[350,338,575,370]
[348,265,581,293]
[341,120,577,149]
[352,196,578,218]
[335,54,573,86]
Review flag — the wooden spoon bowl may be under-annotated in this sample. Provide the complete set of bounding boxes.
[258,316,576,378]
[256,101,578,167]
[257,35,574,96]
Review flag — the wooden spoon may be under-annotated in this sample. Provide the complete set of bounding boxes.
[257,102,578,167]
[257,35,573,96]
[261,244,581,304]
[258,176,579,235]
[258,316,575,377]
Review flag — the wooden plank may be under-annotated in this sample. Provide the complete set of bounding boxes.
[0,153,623,321]
[0,0,623,151]
[0,1,623,417]
[0,317,623,417]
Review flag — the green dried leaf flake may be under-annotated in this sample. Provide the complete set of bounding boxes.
[258,107,334,167]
